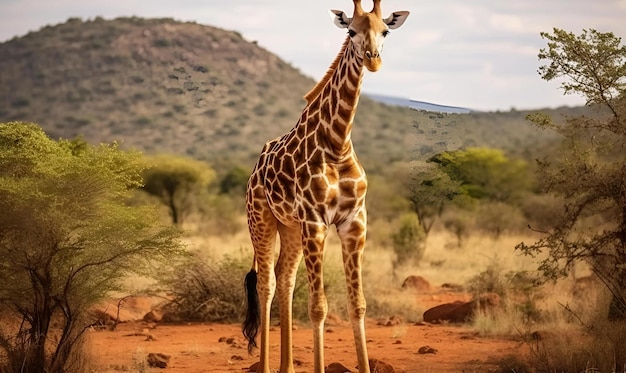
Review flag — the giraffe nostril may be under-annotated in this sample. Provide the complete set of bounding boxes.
[365,51,372,60]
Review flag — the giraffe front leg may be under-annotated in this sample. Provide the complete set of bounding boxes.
[275,225,303,373]
[338,213,370,373]
[302,223,328,373]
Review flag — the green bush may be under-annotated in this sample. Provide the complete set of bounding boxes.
[391,213,425,272]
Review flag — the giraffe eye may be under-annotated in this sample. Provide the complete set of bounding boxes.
[382,30,390,37]
[348,29,357,38]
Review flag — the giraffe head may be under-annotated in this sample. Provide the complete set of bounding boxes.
[331,0,409,72]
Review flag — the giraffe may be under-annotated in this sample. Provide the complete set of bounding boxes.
[242,1,409,373]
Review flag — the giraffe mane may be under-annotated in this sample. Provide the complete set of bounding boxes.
[303,36,351,104]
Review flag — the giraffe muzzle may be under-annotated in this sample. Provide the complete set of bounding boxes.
[365,50,379,60]
[364,50,382,72]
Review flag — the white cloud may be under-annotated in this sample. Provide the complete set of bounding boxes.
[488,13,525,34]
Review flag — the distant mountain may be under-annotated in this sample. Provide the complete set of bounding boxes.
[366,93,472,114]
[0,17,588,173]
[0,17,420,170]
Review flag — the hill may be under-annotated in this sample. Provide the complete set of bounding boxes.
[0,17,584,172]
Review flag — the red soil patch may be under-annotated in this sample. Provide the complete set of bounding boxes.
[87,292,527,372]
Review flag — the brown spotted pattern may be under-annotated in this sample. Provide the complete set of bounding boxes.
[245,2,408,373]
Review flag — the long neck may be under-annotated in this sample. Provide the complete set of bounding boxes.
[303,37,365,157]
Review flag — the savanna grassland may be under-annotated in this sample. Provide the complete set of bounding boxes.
[1,17,624,373]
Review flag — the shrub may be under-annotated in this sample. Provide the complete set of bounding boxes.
[522,323,626,373]
[467,259,543,325]
[160,250,346,324]
[153,38,171,47]
[160,253,249,322]
[390,213,426,273]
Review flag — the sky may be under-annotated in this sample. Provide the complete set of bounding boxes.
[1,0,625,111]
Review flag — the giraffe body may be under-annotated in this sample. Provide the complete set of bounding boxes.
[243,2,408,373]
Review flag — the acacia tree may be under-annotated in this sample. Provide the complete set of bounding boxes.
[0,122,184,373]
[429,147,532,204]
[410,147,532,241]
[142,154,215,226]
[516,29,626,322]
[408,162,465,237]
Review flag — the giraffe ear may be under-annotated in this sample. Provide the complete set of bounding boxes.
[383,11,409,30]
[330,9,351,29]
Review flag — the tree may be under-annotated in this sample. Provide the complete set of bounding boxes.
[0,122,185,373]
[219,164,250,196]
[409,148,532,239]
[516,29,626,324]
[142,154,215,225]
[429,147,533,204]
[408,161,465,237]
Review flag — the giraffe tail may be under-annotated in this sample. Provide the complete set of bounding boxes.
[242,267,259,354]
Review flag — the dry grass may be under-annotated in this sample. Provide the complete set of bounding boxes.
[178,222,549,323]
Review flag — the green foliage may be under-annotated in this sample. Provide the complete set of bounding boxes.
[538,28,626,105]
[408,161,467,236]
[0,122,184,373]
[517,27,626,324]
[219,164,249,196]
[142,154,216,225]
[390,213,426,271]
[429,147,533,204]
[410,148,533,242]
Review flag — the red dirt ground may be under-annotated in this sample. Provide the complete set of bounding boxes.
[87,293,528,372]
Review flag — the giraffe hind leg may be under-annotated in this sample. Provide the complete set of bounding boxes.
[337,215,371,373]
[246,188,278,373]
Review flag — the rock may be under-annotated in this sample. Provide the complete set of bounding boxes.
[366,358,395,373]
[423,293,501,324]
[423,301,466,323]
[440,283,465,292]
[91,296,165,323]
[401,275,431,292]
[326,362,353,372]
[146,352,170,368]
[376,315,403,326]
[418,345,437,354]
[143,310,163,323]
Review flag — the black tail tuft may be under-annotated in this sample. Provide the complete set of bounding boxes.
[242,269,260,354]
